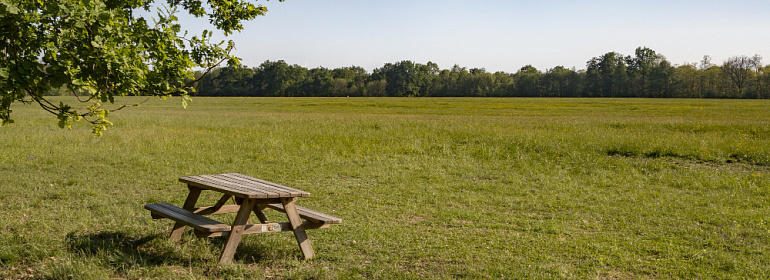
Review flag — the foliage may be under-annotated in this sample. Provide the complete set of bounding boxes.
[722,55,763,98]
[253,60,308,96]
[0,0,280,134]
[193,48,770,99]
[195,64,255,96]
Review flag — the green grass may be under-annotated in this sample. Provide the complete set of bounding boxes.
[1,97,769,279]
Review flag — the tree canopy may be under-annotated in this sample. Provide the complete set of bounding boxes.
[191,48,768,100]
[0,0,280,134]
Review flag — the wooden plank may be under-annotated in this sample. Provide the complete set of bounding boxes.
[200,221,330,237]
[219,198,257,264]
[170,186,202,240]
[145,203,231,232]
[201,174,281,198]
[194,204,240,215]
[215,173,286,197]
[226,173,310,197]
[179,175,264,198]
[211,222,287,237]
[241,221,329,234]
[181,175,275,198]
[282,197,315,259]
[266,203,342,224]
[194,198,283,215]
[221,173,310,198]
[179,173,311,199]
[178,176,242,197]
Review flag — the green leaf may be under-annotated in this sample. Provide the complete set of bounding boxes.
[0,0,20,15]
[181,94,192,109]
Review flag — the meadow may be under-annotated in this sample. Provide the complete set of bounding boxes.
[0,97,768,279]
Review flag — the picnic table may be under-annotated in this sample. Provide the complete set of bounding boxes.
[144,173,341,263]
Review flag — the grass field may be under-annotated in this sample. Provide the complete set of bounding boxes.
[1,97,769,279]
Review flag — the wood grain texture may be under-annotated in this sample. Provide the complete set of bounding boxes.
[199,221,330,238]
[179,173,310,199]
[145,203,231,232]
[281,197,315,259]
[219,198,257,264]
[194,204,240,215]
[265,203,342,224]
[169,186,201,240]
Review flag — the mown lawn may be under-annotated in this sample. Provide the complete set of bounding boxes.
[1,97,768,279]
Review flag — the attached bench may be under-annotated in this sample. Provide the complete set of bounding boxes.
[264,203,342,225]
[145,203,231,234]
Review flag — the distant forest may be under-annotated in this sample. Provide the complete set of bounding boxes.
[192,47,769,99]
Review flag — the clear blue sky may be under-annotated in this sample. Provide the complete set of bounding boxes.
[174,0,770,73]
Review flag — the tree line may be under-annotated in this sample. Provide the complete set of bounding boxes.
[192,47,769,99]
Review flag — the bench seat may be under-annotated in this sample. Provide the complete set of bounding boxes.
[265,203,342,224]
[145,203,231,233]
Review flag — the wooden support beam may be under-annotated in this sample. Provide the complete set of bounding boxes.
[170,186,201,241]
[194,205,240,215]
[197,221,329,238]
[193,197,284,215]
[282,197,315,259]
[214,194,233,208]
[219,198,257,264]
[253,207,269,223]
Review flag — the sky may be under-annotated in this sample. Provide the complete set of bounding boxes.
[172,0,770,73]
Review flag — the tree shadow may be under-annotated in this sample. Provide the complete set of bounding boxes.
[65,230,287,266]
[65,231,175,267]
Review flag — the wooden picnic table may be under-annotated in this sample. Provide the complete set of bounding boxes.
[145,173,341,263]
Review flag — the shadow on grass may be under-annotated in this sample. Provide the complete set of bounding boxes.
[208,234,297,263]
[65,231,286,266]
[65,231,172,267]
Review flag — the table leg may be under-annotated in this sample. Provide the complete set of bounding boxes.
[170,185,201,241]
[219,198,256,264]
[281,197,315,259]
[233,197,253,224]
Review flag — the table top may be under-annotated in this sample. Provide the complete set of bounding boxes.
[179,173,311,199]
